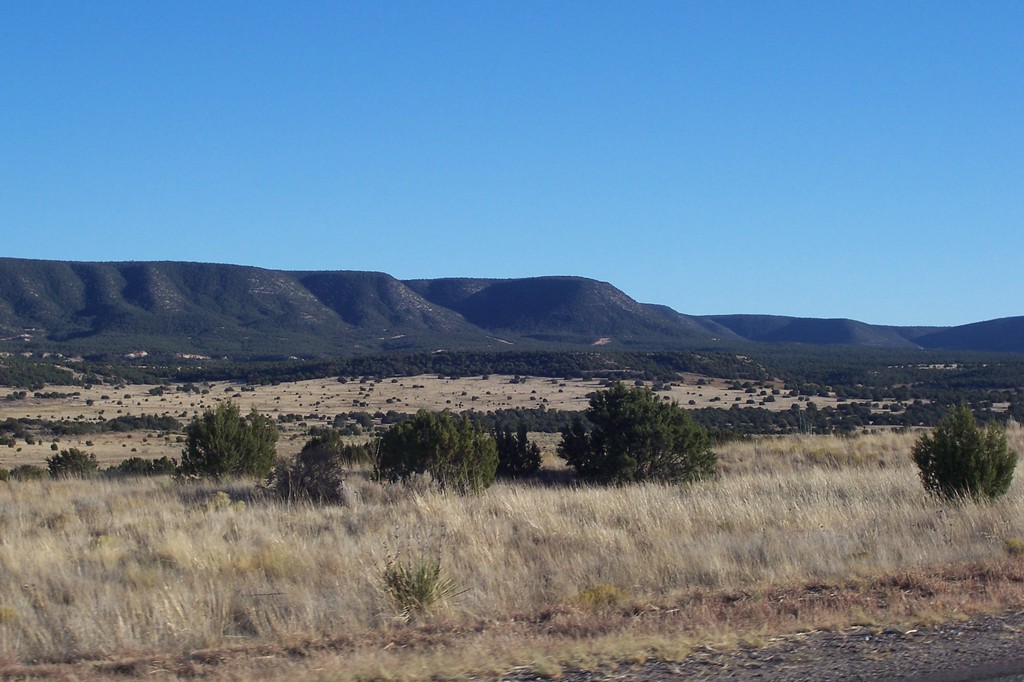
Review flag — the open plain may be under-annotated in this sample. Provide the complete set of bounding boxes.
[0,373,844,467]
[0,374,1021,680]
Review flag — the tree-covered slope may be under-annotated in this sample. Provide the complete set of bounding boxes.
[700,315,927,348]
[404,276,705,346]
[0,258,1020,358]
[911,316,1024,353]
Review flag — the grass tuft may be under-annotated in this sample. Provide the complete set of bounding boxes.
[379,553,461,621]
[572,583,630,610]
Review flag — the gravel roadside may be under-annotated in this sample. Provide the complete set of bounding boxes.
[502,610,1024,681]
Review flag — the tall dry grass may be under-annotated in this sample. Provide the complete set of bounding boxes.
[714,428,920,474]
[0,428,1021,667]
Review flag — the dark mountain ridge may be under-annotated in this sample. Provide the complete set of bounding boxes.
[0,258,1018,358]
[696,315,939,349]
[404,276,705,345]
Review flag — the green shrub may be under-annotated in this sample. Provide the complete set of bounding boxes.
[8,464,46,480]
[559,382,716,484]
[107,456,178,478]
[912,404,1016,501]
[301,429,373,467]
[46,447,99,479]
[375,410,497,494]
[494,425,542,478]
[179,400,278,480]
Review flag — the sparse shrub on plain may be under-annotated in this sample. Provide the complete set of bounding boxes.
[494,424,542,478]
[274,449,345,503]
[302,429,374,467]
[179,400,278,480]
[8,464,46,480]
[375,410,498,494]
[560,382,716,484]
[1004,538,1024,557]
[273,430,374,503]
[46,447,99,479]
[107,456,178,478]
[912,404,1017,501]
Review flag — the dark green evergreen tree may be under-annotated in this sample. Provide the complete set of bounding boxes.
[912,404,1016,501]
[559,382,716,484]
[494,424,542,478]
[375,410,498,494]
[179,400,278,479]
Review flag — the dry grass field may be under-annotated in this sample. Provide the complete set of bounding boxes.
[0,374,840,468]
[1,376,1022,679]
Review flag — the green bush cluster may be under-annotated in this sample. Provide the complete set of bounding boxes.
[375,410,498,494]
[7,464,46,480]
[5,455,180,481]
[107,456,178,478]
[494,425,542,478]
[46,448,99,479]
[16,386,1020,530]
[300,430,374,467]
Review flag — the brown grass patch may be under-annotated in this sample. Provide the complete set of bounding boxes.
[0,433,1020,679]
[1,379,1022,679]
[3,559,1023,680]
[1,374,853,466]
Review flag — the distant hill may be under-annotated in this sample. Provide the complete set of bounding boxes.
[696,315,933,349]
[404,276,707,345]
[0,258,1020,359]
[909,317,1024,354]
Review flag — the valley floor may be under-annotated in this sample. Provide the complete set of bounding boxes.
[2,373,855,468]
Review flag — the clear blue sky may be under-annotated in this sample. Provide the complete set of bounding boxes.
[2,1,1021,327]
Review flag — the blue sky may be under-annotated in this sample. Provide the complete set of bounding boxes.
[2,1,1021,327]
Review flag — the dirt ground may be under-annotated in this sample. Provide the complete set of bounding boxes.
[502,609,1024,681]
